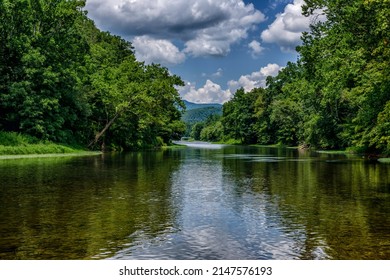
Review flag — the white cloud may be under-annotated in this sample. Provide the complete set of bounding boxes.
[228,63,282,92]
[179,64,282,104]
[261,0,325,52]
[132,36,185,65]
[183,1,265,57]
[179,80,232,104]
[86,0,266,59]
[212,68,223,78]
[248,40,264,58]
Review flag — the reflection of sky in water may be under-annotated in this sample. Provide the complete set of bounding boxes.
[110,146,330,260]
[2,145,389,260]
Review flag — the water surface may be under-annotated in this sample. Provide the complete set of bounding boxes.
[0,144,389,259]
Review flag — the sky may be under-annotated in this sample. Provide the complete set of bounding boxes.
[85,0,321,104]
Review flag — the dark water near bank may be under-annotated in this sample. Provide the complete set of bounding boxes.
[1,143,389,260]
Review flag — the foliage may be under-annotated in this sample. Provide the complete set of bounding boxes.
[298,0,390,152]
[181,102,222,138]
[182,106,222,125]
[222,88,259,144]
[0,131,85,155]
[200,115,223,142]
[0,0,89,143]
[0,131,39,146]
[0,0,186,151]
[212,0,389,155]
[190,122,205,140]
[1,0,388,154]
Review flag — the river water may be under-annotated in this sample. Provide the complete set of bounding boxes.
[0,143,389,259]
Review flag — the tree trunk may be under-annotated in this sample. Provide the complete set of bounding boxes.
[88,112,120,148]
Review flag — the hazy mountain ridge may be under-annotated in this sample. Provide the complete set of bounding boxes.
[182,100,222,124]
[183,100,222,111]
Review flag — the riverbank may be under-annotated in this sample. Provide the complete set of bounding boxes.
[0,131,101,159]
[179,138,390,162]
[0,151,102,160]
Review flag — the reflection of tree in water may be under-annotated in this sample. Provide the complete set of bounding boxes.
[221,146,390,259]
[0,151,181,259]
[1,146,389,260]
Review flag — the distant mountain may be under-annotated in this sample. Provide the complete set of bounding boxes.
[183,100,222,111]
[182,100,223,124]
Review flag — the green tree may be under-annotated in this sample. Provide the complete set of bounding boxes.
[298,0,390,151]
[200,121,223,142]
[1,1,187,150]
[222,88,259,144]
[199,114,223,142]
[0,0,89,142]
[190,122,205,141]
[84,28,185,149]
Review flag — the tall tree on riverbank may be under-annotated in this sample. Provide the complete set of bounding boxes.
[0,0,186,150]
[299,0,390,152]
[215,0,389,154]
[222,88,259,144]
[83,22,185,149]
[0,0,89,143]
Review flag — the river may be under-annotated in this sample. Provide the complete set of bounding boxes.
[0,143,389,259]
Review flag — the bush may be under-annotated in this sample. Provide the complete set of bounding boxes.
[0,131,84,155]
[0,131,39,146]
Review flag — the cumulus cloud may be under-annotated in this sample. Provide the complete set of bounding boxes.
[183,1,266,57]
[212,68,224,78]
[228,63,282,93]
[261,0,325,52]
[179,64,282,103]
[248,40,264,58]
[132,36,185,65]
[86,0,266,59]
[179,80,232,104]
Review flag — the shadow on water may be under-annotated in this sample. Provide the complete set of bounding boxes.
[1,144,389,259]
[0,152,181,259]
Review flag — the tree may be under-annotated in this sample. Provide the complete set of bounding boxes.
[1,1,187,150]
[199,114,223,142]
[222,88,259,144]
[84,29,185,149]
[190,122,204,141]
[298,0,390,151]
[0,0,89,142]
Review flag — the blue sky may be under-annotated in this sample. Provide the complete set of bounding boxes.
[85,0,321,103]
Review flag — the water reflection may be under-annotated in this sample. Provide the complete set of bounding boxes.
[219,146,390,259]
[0,152,180,259]
[0,145,389,259]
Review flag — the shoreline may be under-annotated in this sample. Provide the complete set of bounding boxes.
[0,151,102,160]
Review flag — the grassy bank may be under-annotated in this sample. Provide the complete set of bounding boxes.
[0,131,98,157]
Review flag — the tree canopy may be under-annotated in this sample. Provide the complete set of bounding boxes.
[189,0,389,155]
[0,0,185,150]
[2,0,389,155]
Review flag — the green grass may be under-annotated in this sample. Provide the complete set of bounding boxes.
[250,143,292,148]
[0,143,81,155]
[213,138,241,145]
[316,150,350,155]
[162,143,187,149]
[0,131,98,157]
[378,158,390,163]
[0,131,39,146]
[0,151,101,160]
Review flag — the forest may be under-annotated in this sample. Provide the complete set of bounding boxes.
[0,0,186,151]
[1,0,389,155]
[192,0,390,155]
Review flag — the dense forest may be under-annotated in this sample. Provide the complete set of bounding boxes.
[1,1,389,155]
[181,101,222,138]
[192,0,389,155]
[0,0,185,150]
